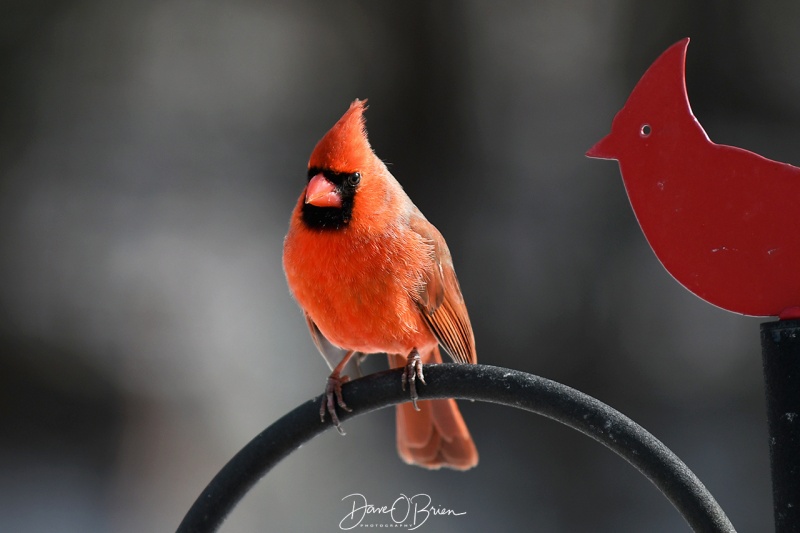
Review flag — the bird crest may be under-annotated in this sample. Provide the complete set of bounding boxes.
[308,99,374,174]
[588,38,707,161]
[618,38,695,133]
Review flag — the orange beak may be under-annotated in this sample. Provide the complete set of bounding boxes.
[305,173,342,208]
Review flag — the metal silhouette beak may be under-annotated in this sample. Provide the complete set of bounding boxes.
[586,133,617,160]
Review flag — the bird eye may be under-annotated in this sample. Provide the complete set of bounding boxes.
[348,172,361,186]
[640,124,652,137]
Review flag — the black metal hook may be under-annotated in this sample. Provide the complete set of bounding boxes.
[176,363,735,533]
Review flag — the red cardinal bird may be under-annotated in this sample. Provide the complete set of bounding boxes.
[587,38,800,320]
[282,100,478,470]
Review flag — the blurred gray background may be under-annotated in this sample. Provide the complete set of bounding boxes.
[3,0,799,531]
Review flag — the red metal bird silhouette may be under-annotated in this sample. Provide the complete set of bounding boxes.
[587,38,800,320]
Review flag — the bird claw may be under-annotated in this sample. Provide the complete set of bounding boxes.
[401,350,426,411]
[321,373,352,435]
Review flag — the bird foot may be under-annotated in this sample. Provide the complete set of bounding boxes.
[401,349,426,411]
[320,373,352,435]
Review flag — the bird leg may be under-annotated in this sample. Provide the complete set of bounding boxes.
[354,352,368,378]
[321,350,356,435]
[401,348,426,411]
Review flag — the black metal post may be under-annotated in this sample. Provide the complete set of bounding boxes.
[762,319,800,532]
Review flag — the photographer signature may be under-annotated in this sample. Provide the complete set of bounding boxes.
[339,492,466,530]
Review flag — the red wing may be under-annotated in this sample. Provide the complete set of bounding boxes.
[409,210,477,365]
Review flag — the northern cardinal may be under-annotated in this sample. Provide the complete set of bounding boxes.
[587,38,800,319]
[282,100,478,470]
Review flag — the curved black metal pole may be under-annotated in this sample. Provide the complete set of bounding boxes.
[176,364,735,533]
[761,319,800,533]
